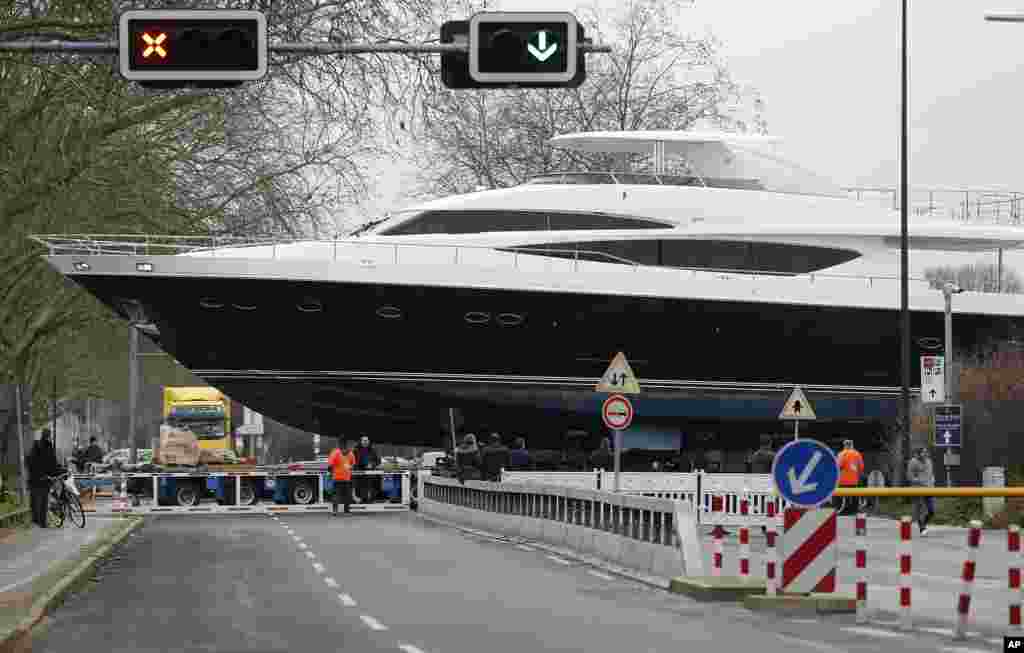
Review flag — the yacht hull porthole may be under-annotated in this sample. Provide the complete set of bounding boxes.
[297,298,323,313]
[199,298,224,309]
[496,313,524,327]
[465,311,491,324]
[376,306,402,319]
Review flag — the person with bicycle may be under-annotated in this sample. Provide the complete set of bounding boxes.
[836,439,865,515]
[26,429,60,528]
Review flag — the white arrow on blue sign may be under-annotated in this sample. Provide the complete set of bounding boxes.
[771,438,840,508]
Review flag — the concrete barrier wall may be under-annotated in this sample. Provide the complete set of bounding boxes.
[420,476,703,580]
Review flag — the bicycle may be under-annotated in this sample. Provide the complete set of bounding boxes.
[46,470,86,528]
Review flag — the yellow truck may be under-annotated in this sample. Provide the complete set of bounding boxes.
[162,387,232,452]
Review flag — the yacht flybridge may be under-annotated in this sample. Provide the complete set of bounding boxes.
[33,130,1024,439]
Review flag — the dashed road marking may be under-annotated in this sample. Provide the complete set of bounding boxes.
[313,562,325,574]
[774,633,848,653]
[324,577,339,589]
[305,551,316,559]
[360,615,388,631]
[338,593,357,607]
[941,647,993,653]
[515,544,535,552]
[299,542,309,550]
[546,555,571,565]
[587,570,614,581]
[919,626,956,638]
[788,619,819,624]
[842,626,910,639]
[398,644,426,653]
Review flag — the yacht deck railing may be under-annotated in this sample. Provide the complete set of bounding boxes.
[30,234,931,288]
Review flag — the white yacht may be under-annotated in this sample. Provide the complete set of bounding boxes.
[34,130,1024,439]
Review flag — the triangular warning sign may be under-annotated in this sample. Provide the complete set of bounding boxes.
[595,352,641,394]
[780,386,816,420]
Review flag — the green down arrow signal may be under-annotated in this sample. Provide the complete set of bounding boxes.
[527,30,558,62]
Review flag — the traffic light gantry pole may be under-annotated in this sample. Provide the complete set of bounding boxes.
[0,40,611,55]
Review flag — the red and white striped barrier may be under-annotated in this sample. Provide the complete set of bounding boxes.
[855,513,868,624]
[954,520,983,640]
[1007,524,1015,638]
[765,501,778,595]
[1009,524,1021,635]
[739,495,750,579]
[781,507,837,593]
[712,524,724,577]
[899,516,912,630]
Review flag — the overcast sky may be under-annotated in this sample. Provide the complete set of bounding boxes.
[350,0,1024,275]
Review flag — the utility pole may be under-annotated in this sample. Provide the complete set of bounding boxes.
[899,0,912,484]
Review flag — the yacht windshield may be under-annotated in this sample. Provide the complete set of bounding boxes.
[675,142,845,198]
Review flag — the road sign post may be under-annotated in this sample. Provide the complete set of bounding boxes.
[602,394,633,493]
[935,404,962,487]
[780,386,817,440]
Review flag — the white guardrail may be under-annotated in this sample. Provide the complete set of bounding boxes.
[419,474,705,580]
[501,470,787,527]
[73,470,412,515]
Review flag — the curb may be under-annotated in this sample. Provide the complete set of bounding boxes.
[743,593,857,615]
[0,516,144,651]
[668,576,766,602]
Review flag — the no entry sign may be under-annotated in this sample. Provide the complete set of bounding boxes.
[602,394,633,431]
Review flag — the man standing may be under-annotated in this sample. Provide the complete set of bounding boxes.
[353,435,380,503]
[748,435,776,474]
[27,429,60,528]
[908,446,936,535]
[836,439,865,515]
[480,433,511,482]
[327,438,356,517]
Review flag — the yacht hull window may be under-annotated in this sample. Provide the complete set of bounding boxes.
[508,240,860,274]
[378,210,673,235]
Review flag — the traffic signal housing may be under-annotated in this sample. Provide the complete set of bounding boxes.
[118,10,267,87]
[442,12,586,89]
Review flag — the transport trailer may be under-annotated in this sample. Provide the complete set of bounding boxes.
[74,469,411,514]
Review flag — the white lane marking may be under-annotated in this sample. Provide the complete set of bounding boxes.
[774,633,848,653]
[286,529,294,535]
[919,627,955,638]
[313,562,325,574]
[788,619,819,624]
[941,647,993,653]
[338,593,357,607]
[515,544,535,552]
[292,535,302,542]
[360,615,388,631]
[587,570,614,581]
[324,577,339,588]
[299,542,309,550]
[842,626,910,639]
[546,555,571,565]
[305,551,316,559]
[398,644,426,653]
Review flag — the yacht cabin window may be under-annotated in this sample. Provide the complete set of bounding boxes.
[506,240,860,275]
[378,210,674,236]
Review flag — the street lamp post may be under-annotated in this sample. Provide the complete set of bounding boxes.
[899,0,912,485]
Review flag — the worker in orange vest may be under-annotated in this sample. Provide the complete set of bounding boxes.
[836,439,865,515]
[328,438,356,517]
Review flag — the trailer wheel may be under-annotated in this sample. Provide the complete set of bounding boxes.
[176,483,201,507]
[239,481,257,506]
[290,480,315,505]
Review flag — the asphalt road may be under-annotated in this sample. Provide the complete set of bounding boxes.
[26,512,1005,653]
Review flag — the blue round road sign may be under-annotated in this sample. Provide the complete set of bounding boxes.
[770,439,840,508]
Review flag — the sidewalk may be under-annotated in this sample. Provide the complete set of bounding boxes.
[0,516,142,650]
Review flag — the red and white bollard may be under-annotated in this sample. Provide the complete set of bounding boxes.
[1009,524,1022,635]
[899,515,913,631]
[765,501,778,596]
[711,496,724,577]
[739,495,750,579]
[856,513,868,624]
[954,520,983,640]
